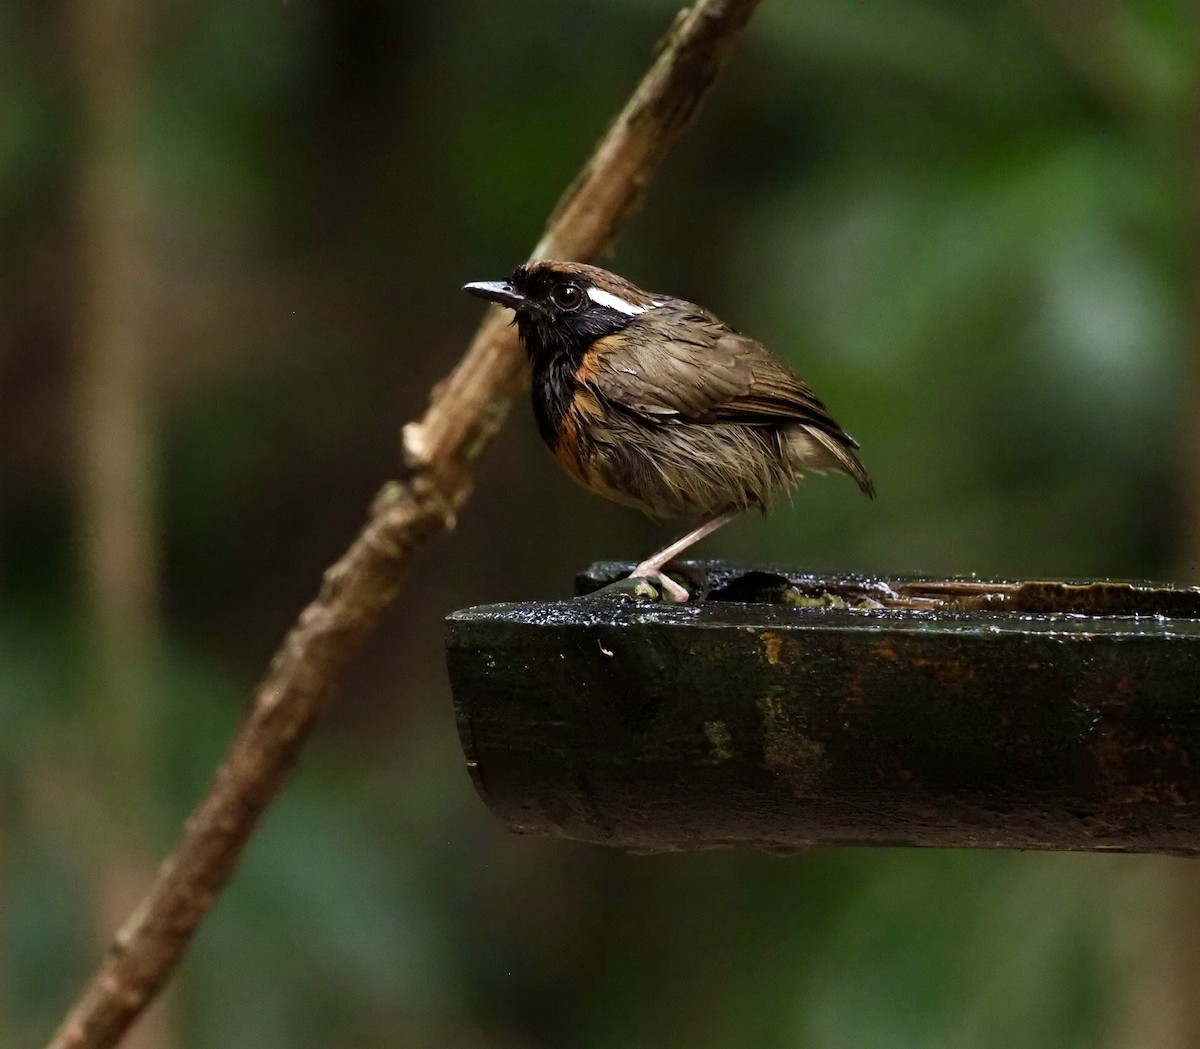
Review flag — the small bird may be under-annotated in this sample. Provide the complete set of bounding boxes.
[464,261,874,602]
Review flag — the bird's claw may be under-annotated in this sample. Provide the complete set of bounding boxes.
[637,570,690,604]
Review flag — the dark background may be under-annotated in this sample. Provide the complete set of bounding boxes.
[3,1,1200,1046]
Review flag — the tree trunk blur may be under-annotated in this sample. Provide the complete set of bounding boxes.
[1183,85,1200,574]
[72,0,172,1046]
[1173,24,1200,1049]
[1024,7,1200,1047]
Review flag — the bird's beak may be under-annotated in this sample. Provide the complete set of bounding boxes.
[462,280,528,311]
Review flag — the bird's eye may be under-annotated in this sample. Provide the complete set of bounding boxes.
[550,283,584,311]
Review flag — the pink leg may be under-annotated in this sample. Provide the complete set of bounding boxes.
[632,508,741,603]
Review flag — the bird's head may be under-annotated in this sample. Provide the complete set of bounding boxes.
[463,261,659,362]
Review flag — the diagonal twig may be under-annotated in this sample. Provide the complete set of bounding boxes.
[42,1,764,1047]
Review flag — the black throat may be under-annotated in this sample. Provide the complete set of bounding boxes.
[517,306,637,448]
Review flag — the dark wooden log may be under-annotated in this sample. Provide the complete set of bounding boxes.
[445,563,1200,855]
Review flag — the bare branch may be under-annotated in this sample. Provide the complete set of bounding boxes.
[43,2,763,1047]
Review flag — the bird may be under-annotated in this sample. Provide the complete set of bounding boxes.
[463,261,874,603]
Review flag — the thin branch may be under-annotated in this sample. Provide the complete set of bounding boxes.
[42,2,764,1047]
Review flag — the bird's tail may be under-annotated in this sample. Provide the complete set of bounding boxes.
[796,425,876,499]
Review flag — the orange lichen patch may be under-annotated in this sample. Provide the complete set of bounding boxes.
[761,631,782,665]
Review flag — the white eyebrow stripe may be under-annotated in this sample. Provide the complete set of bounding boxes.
[587,287,647,315]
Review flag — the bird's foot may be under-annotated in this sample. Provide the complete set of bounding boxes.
[585,564,704,603]
[585,569,691,603]
[631,563,690,604]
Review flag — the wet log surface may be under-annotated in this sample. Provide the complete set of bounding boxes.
[445,562,1200,856]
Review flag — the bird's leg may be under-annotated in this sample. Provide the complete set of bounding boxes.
[632,507,742,603]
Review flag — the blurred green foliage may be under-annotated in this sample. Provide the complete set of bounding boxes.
[2,1,1198,1046]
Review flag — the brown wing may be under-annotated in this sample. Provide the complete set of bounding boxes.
[581,302,875,495]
